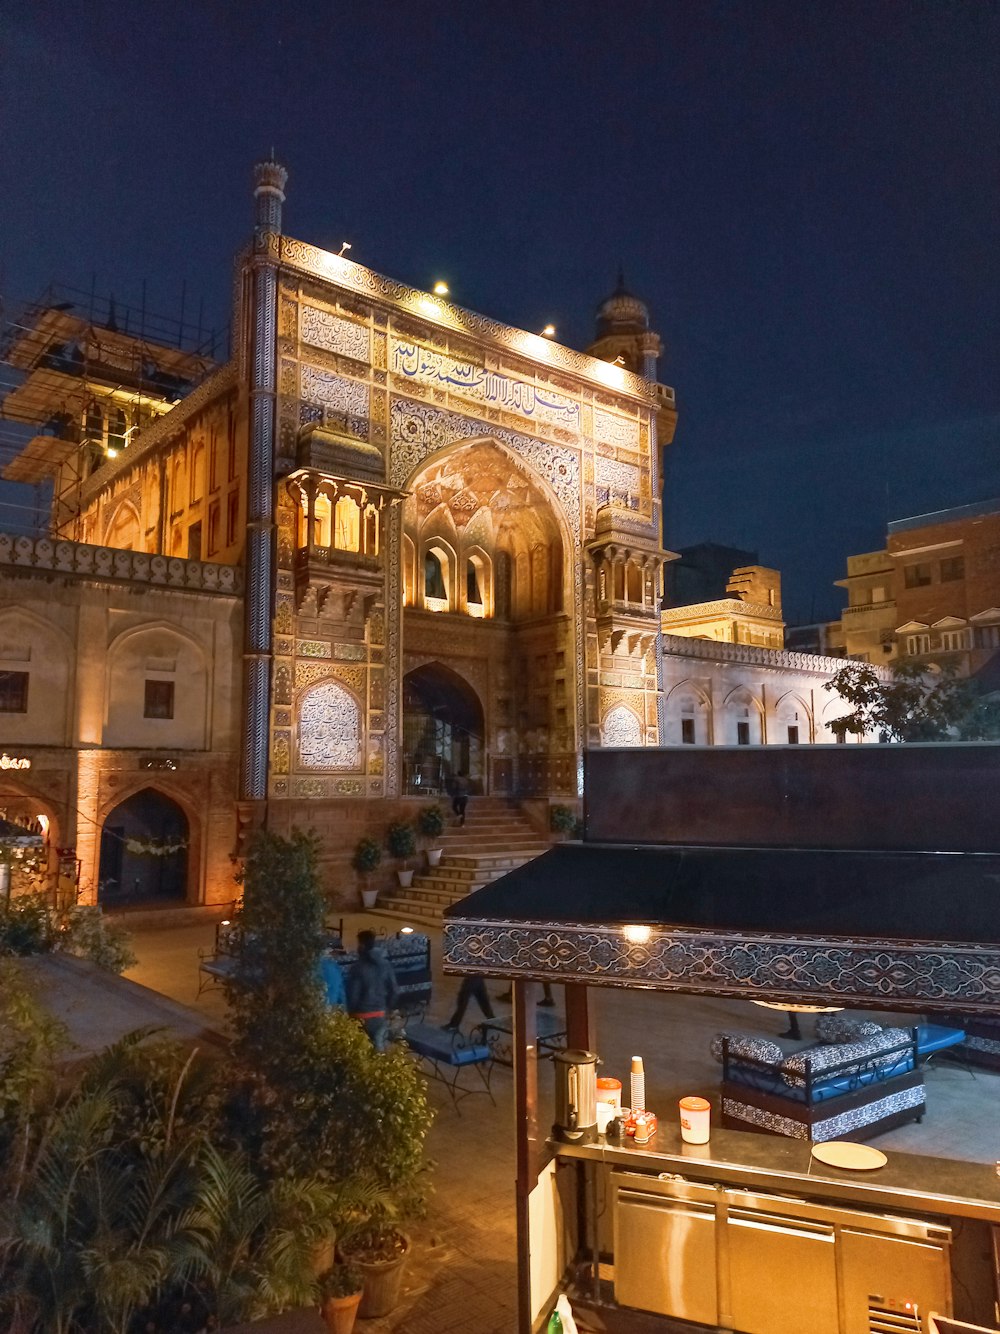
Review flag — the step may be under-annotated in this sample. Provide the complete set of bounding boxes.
[368,903,442,929]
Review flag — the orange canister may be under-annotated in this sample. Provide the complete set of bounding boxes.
[679,1095,711,1144]
[596,1077,622,1110]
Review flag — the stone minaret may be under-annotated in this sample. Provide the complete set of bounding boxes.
[241,158,287,803]
[586,272,663,380]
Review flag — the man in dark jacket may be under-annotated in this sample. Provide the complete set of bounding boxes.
[346,930,399,1051]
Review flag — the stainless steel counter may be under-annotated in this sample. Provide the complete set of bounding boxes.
[552,1126,1000,1224]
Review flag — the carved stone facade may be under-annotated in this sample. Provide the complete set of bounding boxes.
[262,220,677,810]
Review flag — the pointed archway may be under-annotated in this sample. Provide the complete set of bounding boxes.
[402,663,485,795]
[97,788,188,907]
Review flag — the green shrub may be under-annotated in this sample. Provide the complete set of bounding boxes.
[416,804,445,840]
[317,1262,364,1300]
[351,836,382,875]
[550,804,577,834]
[0,892,54,956]
[59,905,136,973]
[386,821,416,861]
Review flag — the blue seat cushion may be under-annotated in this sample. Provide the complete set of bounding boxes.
[915,1023,965,1055]
[727,1047,915,1104]
[405,1023,490,1066]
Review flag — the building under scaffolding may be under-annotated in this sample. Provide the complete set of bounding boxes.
[0,284,221,539]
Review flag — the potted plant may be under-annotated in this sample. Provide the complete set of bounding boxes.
[550,804,578,838]
[317,1263,364,1334]
[352,836,382,909]
[386,821,417,888]
[338,1225,411,1319]
[416,804,446,867]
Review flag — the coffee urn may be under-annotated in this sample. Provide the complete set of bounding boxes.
[553,1048,599,1144]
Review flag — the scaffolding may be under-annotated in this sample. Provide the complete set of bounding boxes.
[0,281,225,540]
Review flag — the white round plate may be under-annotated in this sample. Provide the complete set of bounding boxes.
[811,1141,887,1171]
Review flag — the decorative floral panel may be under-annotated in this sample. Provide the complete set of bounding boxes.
[297,681,362,770]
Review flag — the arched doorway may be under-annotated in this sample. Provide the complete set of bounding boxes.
[98,789,188,907]
[403,663,485,795]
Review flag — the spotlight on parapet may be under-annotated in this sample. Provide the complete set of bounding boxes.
[433,281,450,296]
[541,324,556,338]
[337,241,352,257]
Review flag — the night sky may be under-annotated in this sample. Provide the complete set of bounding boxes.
[2,2,998,620]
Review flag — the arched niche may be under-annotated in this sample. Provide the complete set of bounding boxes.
[775,692,813,744]
[104,623,208,750]
[403,437,568,623]
[722,687,764,745]
[0,607,72,746]
[601,703,643,748]
[665,681,712,745]
[403,661,485,793]
[97,787,189,907]
[296,680,362,771]
[104,499,143,551]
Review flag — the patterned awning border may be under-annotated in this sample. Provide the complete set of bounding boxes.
[443,917,1000,1015]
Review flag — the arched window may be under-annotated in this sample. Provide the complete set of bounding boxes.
[108,407,127,452]
[314,494,332,547]
[467,559,482,607]
[626,562,643,604]
[334,496,360,551]
[85,401,104,442]
[425,550,447,602]
[190,443,205,502]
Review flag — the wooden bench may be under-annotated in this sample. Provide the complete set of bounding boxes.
[403,1022,495,1114]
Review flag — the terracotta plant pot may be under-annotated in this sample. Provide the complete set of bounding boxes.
[320,1290,363,1334]
[340,1231,410,1319]
[426,848,443,867]
[397,869,414,888]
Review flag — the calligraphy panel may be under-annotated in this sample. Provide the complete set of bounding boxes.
[390,338,580,431]
[297,681,362,770]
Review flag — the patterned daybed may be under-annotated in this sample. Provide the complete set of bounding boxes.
[716,1018,925,1143]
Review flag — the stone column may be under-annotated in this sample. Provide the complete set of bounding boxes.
[241,158,287,801]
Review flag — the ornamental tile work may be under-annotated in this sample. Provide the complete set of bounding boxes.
[442,919,1000,1011]
[390,338,581,431]
[390,398,581,538]
[299,366,369,437]
[296,639,331,658]
[592,407,640,449]
[301,306,370,362]
[297,681,362,770]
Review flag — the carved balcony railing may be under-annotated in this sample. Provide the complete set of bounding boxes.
[0,531,243,595]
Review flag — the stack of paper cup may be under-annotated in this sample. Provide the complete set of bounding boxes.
[630,1056,645,1113]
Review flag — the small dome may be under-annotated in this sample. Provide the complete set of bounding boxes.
[595,272,649,337]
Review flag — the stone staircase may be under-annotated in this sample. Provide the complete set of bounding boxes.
[370,799,552,929]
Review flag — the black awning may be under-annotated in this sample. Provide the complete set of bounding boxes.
[442,843,1000,1013]
[444,843,1000,944]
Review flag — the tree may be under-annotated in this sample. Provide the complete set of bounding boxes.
[824,662,1000,742]
[224,829,329,1063]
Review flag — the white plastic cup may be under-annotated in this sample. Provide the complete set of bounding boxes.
[596,1102,615,1134]
[679,1096,711,1144]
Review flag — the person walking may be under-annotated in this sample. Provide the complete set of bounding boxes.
[445,974,495,1031]
[346,929,399,1051]
[451,771,470,826]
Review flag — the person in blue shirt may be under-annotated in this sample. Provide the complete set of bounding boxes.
[318,952,347,1010]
